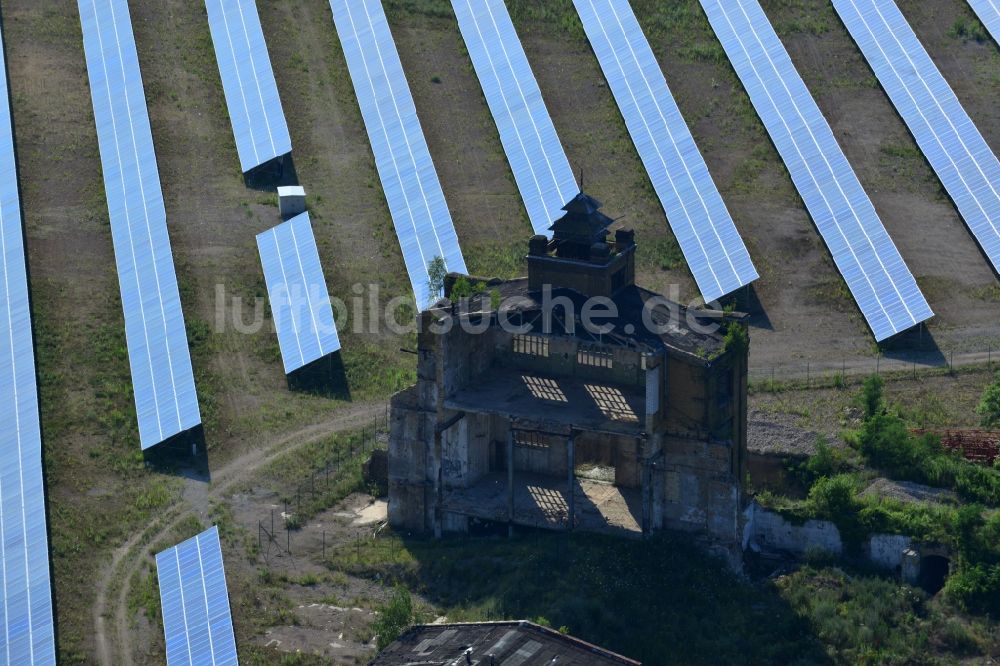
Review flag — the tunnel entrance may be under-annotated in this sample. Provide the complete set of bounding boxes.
[917,555,949,594]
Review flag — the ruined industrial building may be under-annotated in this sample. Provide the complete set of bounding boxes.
[388,193,750,565]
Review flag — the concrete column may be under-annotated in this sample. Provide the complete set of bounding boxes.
[640,436,651,537]
[566,433,575,530]
[507,428,515,537]
[433,428,443,539]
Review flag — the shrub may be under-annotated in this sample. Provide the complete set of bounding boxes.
[944,563,1000,614]
[807,474,860,518]
[373,586,415,650]
[976,371,1000,427]
[791,436,850,487]
[953,463,1000,506]
[856,413,937,477]
[860,374,885,421]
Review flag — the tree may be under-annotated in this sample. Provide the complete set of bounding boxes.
[373,586,415,650]
[977,371,1000,427]
[861,374,884,421]
[426,256,447,306]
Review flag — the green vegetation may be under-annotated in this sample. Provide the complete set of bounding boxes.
[850,375,1000,505]
[949,16,989,43]
[977,371,1000,427]
[776,566,989,663]
[426,256,448,306]
[321,527,997,664]
[758,377,1000,616]
[325,532,826,664]
[373,587,418,650]
[636,235,685,272]
[257,428,374,525]
[463,242,526,280]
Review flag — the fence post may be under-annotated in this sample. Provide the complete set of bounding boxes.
[806,362,810,387]
[876,353,880,375]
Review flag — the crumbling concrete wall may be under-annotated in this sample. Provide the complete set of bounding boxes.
[658,434,741,545]
[388,386,432,532]
[744,504,843,557]
[495,332,645,388]
[441,413,492,488]
[867,534,913,571]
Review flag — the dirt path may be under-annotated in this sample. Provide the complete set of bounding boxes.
[92,401,385,666]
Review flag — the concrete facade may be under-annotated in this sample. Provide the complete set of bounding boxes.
[388,193,751,565]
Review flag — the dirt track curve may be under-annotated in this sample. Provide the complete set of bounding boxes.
[92,401,385,666]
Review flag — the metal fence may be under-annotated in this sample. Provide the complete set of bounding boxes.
[257,404,390,559]
[748,343,998,389]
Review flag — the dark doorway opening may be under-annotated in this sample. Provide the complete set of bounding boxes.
[918,555,949,594]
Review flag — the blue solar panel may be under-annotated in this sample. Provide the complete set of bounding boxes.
[78,0,202,449]
[0,26,57,666]
[329,0,467,308]
[833,0,1000,275]
[701,0,933,340]
[205,0,292,173]
[573,0,758,302]
[968,0,1000,43]
[155,526,238,666]
[451,0,578,237]
[257,213,341,374]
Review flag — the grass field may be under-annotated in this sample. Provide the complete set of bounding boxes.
[1,0,998,663]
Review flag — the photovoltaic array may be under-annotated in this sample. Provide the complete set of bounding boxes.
[329,0,467,308]
[0,26,56,666]
[451,0,577,236]
[573,0,758,303]
[205,0,292,173]
[155,526,238,666]
[833,0,1000,275]
[78,0,202,449]
[967,0,1000,43]
[257,212,341,374]
[701,0,933,340]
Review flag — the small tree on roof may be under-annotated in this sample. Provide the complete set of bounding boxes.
[426,255,447,306]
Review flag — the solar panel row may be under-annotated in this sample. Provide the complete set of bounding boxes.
[205,0,292,173]
[330,0,466,308]
[451,0,578,237]
[573,0,758,303]
[0,26,57,666]
[78,0,202,449]
[155,526,238,666]
[967,0,1000,44]
[701,0,933,340]
[832,0,1000,275]
[257,212,341,374]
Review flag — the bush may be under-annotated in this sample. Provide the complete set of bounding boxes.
[808,475,867,552]
[791,436,850,487]
[856,413,939,478]
[977,371,1000,427]
[808,474,860,518]
[953,464,1000,506]
[945,563,1000,614]
[860,374,885,421]
[373,586,415,651]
